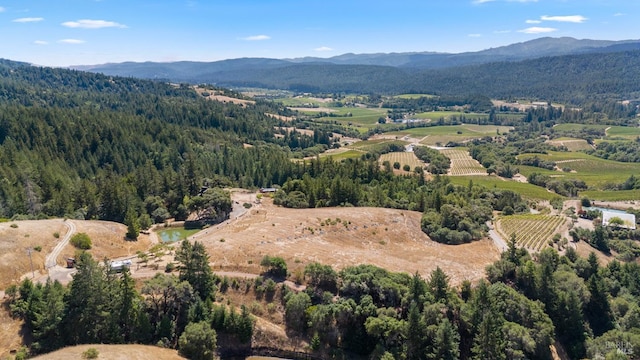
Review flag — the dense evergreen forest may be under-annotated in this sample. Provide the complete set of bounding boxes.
[169,50,640,104]
[0,60,315,223]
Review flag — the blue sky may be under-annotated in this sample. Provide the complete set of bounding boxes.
[1,0,638,67]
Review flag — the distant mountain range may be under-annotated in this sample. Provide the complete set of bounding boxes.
[68,37,640,102]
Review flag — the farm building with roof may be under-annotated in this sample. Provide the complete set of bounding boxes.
[602,210,636,230]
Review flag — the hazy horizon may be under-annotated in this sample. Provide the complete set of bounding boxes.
[1,0,638,67]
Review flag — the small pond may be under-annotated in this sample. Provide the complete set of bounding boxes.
[156,227,201,243]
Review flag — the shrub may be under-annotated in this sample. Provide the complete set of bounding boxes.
[33,246,42,252]
[10,223,18,228]
[82,348,99,359]
[53,232,60,238]
[70,233,92,250]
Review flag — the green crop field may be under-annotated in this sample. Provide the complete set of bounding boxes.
[395,94,437,99]
[553,123,608,132]
[579,189,640,202]
[348,139,409,152]
[413,111,489,121]
[497,214,567,251]
[447,176,563,201]
[517,151,640,189]
[317,107,388,125]
[321,149,365,161]
[606,126,640,139]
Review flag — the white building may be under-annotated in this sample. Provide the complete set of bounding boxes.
[602,210,636,230]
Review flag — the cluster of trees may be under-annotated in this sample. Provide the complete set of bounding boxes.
[486,238,640,359]
[5,241,253,359]
[282,260,555,359]
[528,173,588,197]
[517,156,556,170]
[587,140,640,163]
[413,146,451,174]
[381,94,493,113]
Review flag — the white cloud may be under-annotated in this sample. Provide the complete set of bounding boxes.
[540,15,587,23]
[242,35,270,41]
[468,33,482,38]
[494,30,511,34]
[62,19,127,29]
[613,13,625,17]
[34,40,48,45]
[13,17,44,23]
[314,46,333,52]
[518,27,557,34]
[526,19,541,24]
[58,39,86,44]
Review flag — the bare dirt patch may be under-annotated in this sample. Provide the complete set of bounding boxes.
[265,113,295,122]
[197,199,499,285]
[30,344,185,360]
[193,86,255,107]
[289,107,335,113]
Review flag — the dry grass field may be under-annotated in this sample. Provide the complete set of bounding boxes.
[0,220,154,290]
[0,220,69,289]
[195,199,499,285]
[29,344,185,360]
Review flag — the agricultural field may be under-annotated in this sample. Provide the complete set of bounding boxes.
[316,107,389,129]
[447,176,563,201]
[546,137,593,151]
[606,126,640,139]
[579,189,640,202]
[379,152,425,173]
[517,151,640,190]
[394,93,437,99]
[413,111,486,121]
[348,139,409,152]
[320,149,364,161]
[439,148,486,176]
[497,214,567,251]
[386,124,512,146]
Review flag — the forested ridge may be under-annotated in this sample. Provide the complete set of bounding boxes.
[85,50,640,104]
[0,60,307,222]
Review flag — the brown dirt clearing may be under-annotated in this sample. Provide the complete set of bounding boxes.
[197,199,499,285]
[30,344,185,360]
